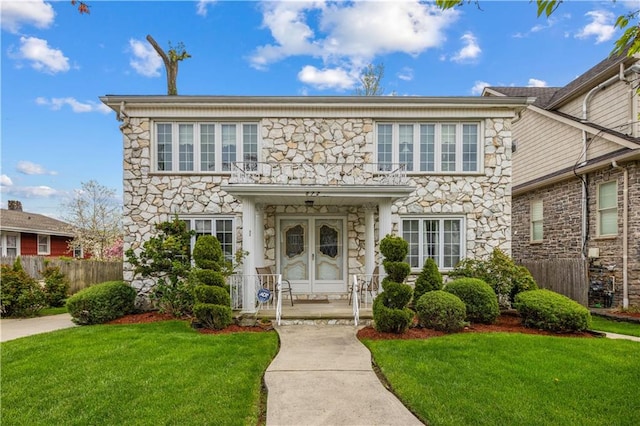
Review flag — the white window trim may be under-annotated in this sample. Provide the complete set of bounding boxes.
[400,216,466,271]
[375,121,484,174]
[152,121,260,173]
[597,180,618,237]
[530,199,543,243]
[180,215,237,260]
[37,234,51,255]
[0,232,20,257]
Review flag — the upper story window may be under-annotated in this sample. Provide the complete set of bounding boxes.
[530,199,543,242]
[377,122,481,173]
[155,122,259,173]
[597,181,617,236]
[37,234,50,255]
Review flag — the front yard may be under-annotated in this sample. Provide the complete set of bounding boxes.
[1,321,278,426]
[363,332,640,426]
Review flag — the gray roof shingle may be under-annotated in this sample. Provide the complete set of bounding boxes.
[0,209,75,236]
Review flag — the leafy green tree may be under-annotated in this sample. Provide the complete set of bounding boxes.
[435,0,639,56]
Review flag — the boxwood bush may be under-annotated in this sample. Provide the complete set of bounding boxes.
[372,297,414,334]
[514,289,591,332]
[0,258,46,317]
[193,303,233,330]
[193,285,230,306]
[415,290,466,333]
[444,278,500,324]
[66,281,136,325]
[413,258,443,303]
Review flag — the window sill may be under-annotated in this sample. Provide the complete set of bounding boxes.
[592,235,618,241]
[529,240,543,245]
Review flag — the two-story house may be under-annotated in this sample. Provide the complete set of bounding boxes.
[484,51,640,308]
[101,95,530,312]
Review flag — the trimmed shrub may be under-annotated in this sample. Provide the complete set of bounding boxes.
[42,263,70,307]
[413,258,443,303]
[415,290,466,332]
[0,258,46,317]
[382,261,411,283]
[66,281,136,325]
[514,289,591,333]
[151,278,195,317]
[379,280,413,309]
[372,297,414,334]
[193,303,233,330]
[379,235,408,262]
[510,267,538,302]
[444,278,499,324]
[193,235,224,270]
[193,285,230,306]
[190,269,227,289]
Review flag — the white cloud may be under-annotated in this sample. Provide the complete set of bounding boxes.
[298,66,355,90]
[35,97,111,114]
[196,0,217,17]
[576,10,616,44]
[0,175,13,186]
[527,78,548,87]
[7,185,59,198]
[451,32,481,63]
[129,38,162,77]
[16,161,57,176]
[397,67,414,82]
[471,80,491,95]
[15,36,69,74]
[0,0,54,33]
[250,1,458,90]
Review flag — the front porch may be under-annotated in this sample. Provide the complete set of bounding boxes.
[244,298,373,324]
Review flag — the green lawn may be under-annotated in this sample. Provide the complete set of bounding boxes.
[38,306,68,316]
[363,333,640,426]
[591,316,640,337]
[1,321,278,426]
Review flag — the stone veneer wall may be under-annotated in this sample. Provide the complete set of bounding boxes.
[512,160,639,307]
[121,116,513,299]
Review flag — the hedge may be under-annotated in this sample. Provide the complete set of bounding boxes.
[66,281,136,325]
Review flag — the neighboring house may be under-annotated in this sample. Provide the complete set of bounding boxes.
[0,200,81,258]
[484,51,640,308]
[101,95,531,312]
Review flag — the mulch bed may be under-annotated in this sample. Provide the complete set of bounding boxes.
[107,311,605,339]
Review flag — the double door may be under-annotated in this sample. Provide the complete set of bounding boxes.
[278,217,346,293]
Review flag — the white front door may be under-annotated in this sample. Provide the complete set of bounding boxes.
[278,217,346,293]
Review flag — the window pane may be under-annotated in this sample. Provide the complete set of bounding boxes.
[377,124,393,171]
[222,124,237,171]
[402,220,420,268]
[441,124,456,172]
[462,124,478,172]
[156,123,173,171]
[600,210,617,235]
[532,222,543,241]
[178,124,194,171]
[443,220,461,268]
[200,124,216,171]
[243,124,258,172]
[424,220,439,264]
[195,219,212,236]
[38,235,49,254]
[599,181,616,209]
[419,124,435,172]
[531,200,543,241]
[399,124,413,172]
[215,219,234,260]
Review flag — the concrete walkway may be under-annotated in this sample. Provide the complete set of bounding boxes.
[265,324,423,426]
[593,330,640,342]
[0,314,76,342]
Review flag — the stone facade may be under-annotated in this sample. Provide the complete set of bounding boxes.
[512,160,640,306]
[121,115,513,299]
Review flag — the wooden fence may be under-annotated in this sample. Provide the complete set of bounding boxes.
[519,259,588,306]
[1,256,123,295]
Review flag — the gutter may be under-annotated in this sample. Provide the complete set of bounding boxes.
[611,161,629,309]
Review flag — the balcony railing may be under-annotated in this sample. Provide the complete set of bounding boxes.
[229,162,408,186]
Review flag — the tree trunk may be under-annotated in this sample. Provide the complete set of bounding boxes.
[146,35,179,95]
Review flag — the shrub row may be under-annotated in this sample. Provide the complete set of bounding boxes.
[514,289,591,332]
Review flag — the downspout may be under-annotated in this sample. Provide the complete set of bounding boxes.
[580,63,640,258]
[612,161,629,309]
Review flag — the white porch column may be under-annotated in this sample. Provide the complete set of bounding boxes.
[254,204,265,267]
[364,205,376,274]
[378,199,392,242]
[242,197,256,313]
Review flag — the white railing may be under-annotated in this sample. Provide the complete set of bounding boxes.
[352,274,360,326]
[228,274,280,311]
[276,275,283,325]
[229,162,408,186]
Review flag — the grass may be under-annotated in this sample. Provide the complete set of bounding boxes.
[1,321,278,426]
[363,333,640,426]
[591,316,640,337]
[38,306,68,316]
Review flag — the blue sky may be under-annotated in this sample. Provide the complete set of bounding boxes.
[1,0,636,218]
